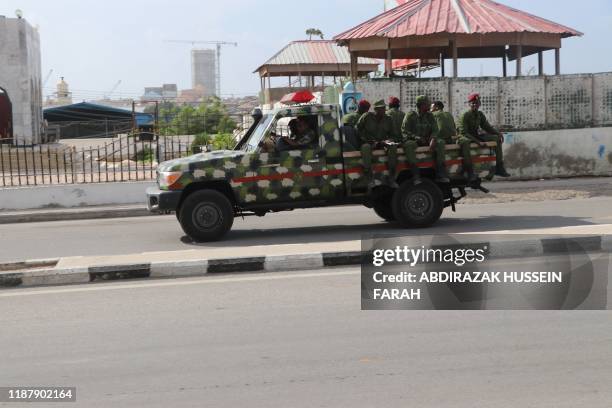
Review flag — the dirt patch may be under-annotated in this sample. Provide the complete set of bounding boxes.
[462,182,612,205]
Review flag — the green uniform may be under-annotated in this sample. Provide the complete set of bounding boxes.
[386,107,405,143]
[356,112,396,144]
[433,111,457,143]
[342,112,363,127]
[457,109,504,167]
[401,111,445,167]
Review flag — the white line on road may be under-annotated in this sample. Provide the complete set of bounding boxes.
[0,269,359,298]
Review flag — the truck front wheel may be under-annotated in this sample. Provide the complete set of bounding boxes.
[179,190,234,242]
[392,179,443,228]
[372,197,395,222]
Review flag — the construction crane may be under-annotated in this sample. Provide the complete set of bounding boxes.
[105,80,122,99]
[42,69,53,87]
[165,40,238,97]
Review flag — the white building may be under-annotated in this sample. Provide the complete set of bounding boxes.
[0,15,43,144]
[191,49,216,97]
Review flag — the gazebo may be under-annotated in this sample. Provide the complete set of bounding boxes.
[333,0,582,80]
[254,40,380,104]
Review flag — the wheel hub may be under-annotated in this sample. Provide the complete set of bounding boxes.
[193,203,222,229]
[404,191,432,218]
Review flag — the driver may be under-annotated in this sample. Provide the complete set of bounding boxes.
[277,117,316,151]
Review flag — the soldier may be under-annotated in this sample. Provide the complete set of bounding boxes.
[356,99,396,144]
[356,99,396,189]
[342,99,370,128]
[457,93,510,180]
[386,96,405,141]
[431,101,456,144]
[401,95,449,184]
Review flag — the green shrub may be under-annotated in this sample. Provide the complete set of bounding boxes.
[191,133,211,154]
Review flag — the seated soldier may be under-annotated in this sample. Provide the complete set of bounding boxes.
[457,93,510,181]
[401,95,449,184]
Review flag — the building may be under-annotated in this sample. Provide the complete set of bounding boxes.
[44,102,154,139]
[0,15,43,144]
[55,77,73,105]
[141,83,178,101]
[191,49,216,97]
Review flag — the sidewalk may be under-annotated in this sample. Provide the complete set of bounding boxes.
[1,224,611,289]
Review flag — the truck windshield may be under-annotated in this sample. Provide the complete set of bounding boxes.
[242,114,273,152]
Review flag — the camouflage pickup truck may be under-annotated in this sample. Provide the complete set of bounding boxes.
[146,103,496,241]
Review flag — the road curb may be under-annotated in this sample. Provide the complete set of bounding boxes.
[0,235,609,290]
[0,207,151,224]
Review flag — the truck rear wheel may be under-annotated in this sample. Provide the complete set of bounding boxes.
[392,179,443,228]
[179,190,234,242]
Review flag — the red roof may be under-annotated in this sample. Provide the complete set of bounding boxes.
[334,0,582,40]
[255,40,379,71]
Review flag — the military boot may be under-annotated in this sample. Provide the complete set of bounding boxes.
[495,164,511,177]
[464,163,478,185]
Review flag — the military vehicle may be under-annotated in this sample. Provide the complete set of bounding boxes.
[146,94,496,241]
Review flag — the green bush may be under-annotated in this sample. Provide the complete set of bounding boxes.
[191,133,211,154]
[135,146,155,163]
[212,133,237,151]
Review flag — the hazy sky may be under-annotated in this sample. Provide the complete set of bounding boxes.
[2,0,610,100]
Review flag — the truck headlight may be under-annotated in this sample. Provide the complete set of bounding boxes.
[158,171,183,190]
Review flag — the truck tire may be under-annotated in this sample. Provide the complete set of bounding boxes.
[392,179,443,228]
[372,198,395,222]
[179,190,234,242]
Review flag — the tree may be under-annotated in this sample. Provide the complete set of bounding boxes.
[306,28,324,40]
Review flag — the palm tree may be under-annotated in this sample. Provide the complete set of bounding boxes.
[306,28,324,40]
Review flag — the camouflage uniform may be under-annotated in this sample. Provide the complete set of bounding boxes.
[457,109,504,168]
[433,110,457,144]
[386,107,405,143]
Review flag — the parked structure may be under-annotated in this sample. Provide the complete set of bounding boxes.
[44,102,154,139]
[255,40,380,105]
[192,49,216,97]
[0,15,43,144]
[334,0,582,79]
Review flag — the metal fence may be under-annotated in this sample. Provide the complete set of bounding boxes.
[0,134,195,187]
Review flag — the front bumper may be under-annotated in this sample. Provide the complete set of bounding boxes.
[146,187,182,212]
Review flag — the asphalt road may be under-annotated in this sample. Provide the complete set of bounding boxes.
[1,197,612,263]
[1,266,611,407]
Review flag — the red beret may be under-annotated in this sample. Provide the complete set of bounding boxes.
[388,96,400,106]
[358,99,371,109]
[468,93,481,102]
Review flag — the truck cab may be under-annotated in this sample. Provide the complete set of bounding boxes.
[147,100,496,241]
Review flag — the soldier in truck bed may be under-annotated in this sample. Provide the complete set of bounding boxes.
[457,93,511,180]
[342,99,370,128]
[401,95,450,184]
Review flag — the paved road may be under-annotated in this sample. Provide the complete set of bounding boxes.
[1,267,611,407]
[1,197,612,263]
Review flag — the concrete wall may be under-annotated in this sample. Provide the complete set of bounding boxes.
[357,73,612,131]
[504,127,612,180]
[0,16,42,145]
[0,181,154,211]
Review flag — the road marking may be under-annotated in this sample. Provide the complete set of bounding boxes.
[0,269,359,298]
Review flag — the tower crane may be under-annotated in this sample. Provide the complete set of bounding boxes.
[42,69,54,87]
[105,80,122,99]
[165,40,237,97]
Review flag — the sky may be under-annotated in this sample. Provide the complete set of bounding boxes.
[2,0,611,101]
